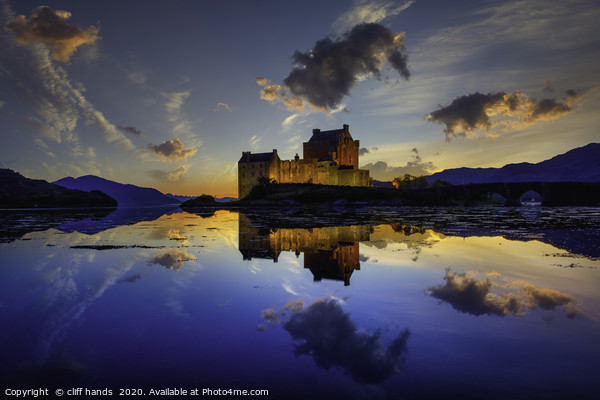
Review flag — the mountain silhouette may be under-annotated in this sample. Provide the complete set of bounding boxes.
[0,169,116,208]
[426,143,600,184]
[54,175,181,207]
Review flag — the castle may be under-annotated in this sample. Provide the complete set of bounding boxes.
[238,124,370,198]
[238,214,371,285]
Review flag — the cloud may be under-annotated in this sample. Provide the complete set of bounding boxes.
[148,166,188,182]
[163,90,190,114]
[161,91,202,148]
[261,308,280,324]
[263,297,410,385]
[248,135,261,151]
[148,248,197,272]
[257,80,304,112]
[542,80,554,93]
[358,147,370,156]
[148,137,197,161]
[333,0,414,34]
[215,102,232,112]
[428,269,581,319]
[260,23,409,113]
[117,126,144,137]
[281,113,300,130]
[427,89,590,140]
[361,148,435,180]
[0,3,134,152]
[6,6,99,63]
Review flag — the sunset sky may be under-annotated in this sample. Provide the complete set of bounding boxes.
[1,0,598,197]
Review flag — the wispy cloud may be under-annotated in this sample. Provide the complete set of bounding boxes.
[215,102,232,112]
[281,113,300,130]
[248,135,261,151]
[0,2,134,153]
[332,0,414,34]
[161,90,203,148]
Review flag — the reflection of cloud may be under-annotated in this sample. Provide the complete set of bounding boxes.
[148,248,196,271]
[7,6,99,62]
[428,269,581,318]
[263,297,410,384]
[261,308,280,324]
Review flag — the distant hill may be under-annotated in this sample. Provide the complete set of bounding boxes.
[54,175,181,207]
[426,143,600,185]
[215,197,237,203]
[165,193,195,203]
[0,169,117,208]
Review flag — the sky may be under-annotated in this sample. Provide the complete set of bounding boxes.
[0,0,598,197]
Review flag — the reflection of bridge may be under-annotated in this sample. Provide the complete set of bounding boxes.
[411,182,600,206]
[238,215,370,285]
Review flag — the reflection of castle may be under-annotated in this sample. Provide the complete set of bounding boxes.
[238,124,370,199]
[238,215,371,285]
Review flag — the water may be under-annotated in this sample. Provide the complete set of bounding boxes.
[1,206,599,399]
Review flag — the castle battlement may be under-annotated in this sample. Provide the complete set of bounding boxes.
[238,125,370,198]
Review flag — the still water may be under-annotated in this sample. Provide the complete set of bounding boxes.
[1,206,599,399]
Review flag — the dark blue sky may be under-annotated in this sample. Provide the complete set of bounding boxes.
[1,0,598,196]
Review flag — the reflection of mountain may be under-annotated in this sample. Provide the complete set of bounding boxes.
[54,175,180,207]
[239,214,371,285]
[56,206,182,235]
[0,208,114,243]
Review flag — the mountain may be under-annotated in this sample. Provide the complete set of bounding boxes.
[54,175,181,207]
[0,169,117,208]
[165,193,196,203]
[426,143,600,185]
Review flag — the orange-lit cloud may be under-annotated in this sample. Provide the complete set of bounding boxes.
[427,89,592,140]
[6,6,99,62]
[257,80,304,112]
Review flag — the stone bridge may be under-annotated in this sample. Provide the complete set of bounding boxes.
[417,181,600,206]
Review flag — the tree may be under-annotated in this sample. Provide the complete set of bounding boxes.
[392,174,429,189]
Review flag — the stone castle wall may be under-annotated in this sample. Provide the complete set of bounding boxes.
[237,125,370,199]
